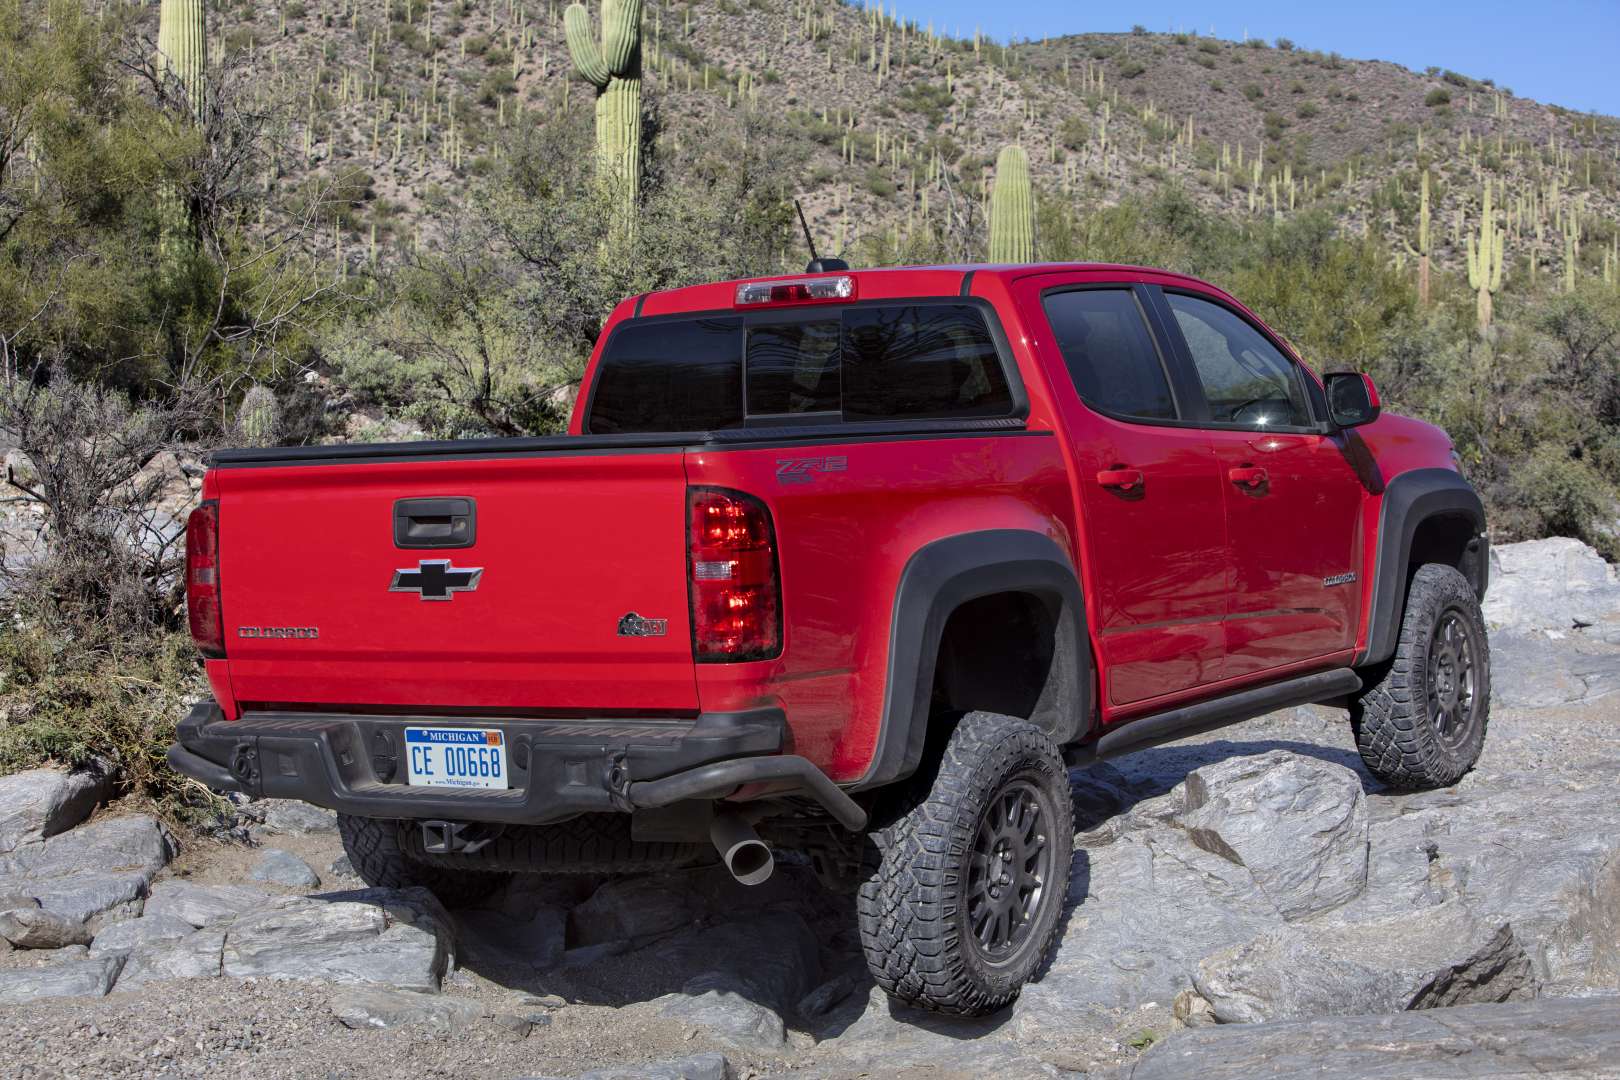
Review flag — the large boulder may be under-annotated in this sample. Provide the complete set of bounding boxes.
[113,928,226,989]
[1489,628,1620,708]
[0,903,93,949]
[0,955,124,1004]
[1191,902,1537,1023]
[1118,996,1620,1080]
[0,815,172,927]
[89,913,197,958]
[330,986,483,1032]
[144,881,273,928]
[569,876,697,946]
[1179,752,1369,921]
[0,769,110,854]
[1483,537,1620,634]
[220,887,453,992]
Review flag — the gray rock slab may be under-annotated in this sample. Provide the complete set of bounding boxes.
[656,981,786,1052]
[89,913,197,957]
[113,928,225,989]
[1490,628,1620,708]
[652,912,821,1011]
[1117,996,1620,1080]
[0,955,123,1004]
[456,905,566,970]
[1192,902,1538,1023]
[330,986,483,1031]
[0,768,110,854]
[1483,537,1620,634]
[569,876,696,946]
[525,1054,735,1080]
[0,815,172,926]
[259,800,338,835]
[221,888,451,991]
[0,905,92,949]
[1179,750,1369,921]
[144,881,272,928]
[250,849,321,888]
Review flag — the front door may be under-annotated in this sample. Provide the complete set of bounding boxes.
[1154,288,1367,678]
[1022,278,1231,710]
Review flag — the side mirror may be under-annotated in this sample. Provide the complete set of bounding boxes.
[1324,371,1381,428]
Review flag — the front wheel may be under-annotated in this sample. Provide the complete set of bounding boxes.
[1351,563,1491,790]
[857,712,1074,1016]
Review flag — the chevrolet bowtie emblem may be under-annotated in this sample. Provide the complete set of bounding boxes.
[390,559,483,601]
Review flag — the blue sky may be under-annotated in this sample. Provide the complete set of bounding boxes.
[903,1,1619,117]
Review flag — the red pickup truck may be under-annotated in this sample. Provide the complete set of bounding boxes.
[170,263,1490,1016]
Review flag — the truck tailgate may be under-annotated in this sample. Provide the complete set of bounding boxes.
[214,451,698,713]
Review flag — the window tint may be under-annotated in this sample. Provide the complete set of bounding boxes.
[1166,293,1311,428]
[842,304,1012,420]
[746,318,841,416]
[1043,290,1177,421]
[588,317,743,433]
[587,303,1015,432]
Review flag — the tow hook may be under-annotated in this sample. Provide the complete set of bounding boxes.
[420,820,503,855]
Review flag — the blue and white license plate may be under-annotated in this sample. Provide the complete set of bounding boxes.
[403,727,508,790]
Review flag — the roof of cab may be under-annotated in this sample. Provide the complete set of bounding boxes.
[629,262,1219,321]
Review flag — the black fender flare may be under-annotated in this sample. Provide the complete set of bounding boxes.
[852,529,1090,789]
[1358,467,1488,667]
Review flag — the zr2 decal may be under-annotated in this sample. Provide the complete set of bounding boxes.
[776,456,848,485]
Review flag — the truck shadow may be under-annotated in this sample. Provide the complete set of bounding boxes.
[449,736,1362,1040]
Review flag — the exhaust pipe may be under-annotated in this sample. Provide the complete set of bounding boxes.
[710,812,774,886]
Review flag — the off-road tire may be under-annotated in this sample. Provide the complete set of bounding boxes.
[337,813,508,908]
[857,711,1074,1016]
[1351,563,1491,790]
[397,813,707,875]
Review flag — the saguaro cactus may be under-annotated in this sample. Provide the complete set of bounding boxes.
[1466,179,1504,335]
[1402,169,1432,305]
[157,0,206,116]
[989,145,1034,263]
[234,385,280,447]
[565,0,643,226]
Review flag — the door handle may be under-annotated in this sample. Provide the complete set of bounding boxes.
[1096,468,1144,492]
[1228,465,1269,489]
[394,497,477,548]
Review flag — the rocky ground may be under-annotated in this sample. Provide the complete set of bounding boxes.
[0,538,1616,1079]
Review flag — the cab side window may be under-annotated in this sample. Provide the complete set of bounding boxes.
[1165,293,1311,429]
[1043,289,1178,421]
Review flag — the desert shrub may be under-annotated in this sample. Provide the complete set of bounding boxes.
[1425,88,1451,107]
[1118,59,1147,79]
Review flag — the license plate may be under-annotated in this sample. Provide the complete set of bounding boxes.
[403,727,508,790]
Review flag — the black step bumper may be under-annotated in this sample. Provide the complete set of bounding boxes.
[168,702,866,829]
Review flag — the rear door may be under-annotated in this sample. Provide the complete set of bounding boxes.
[215,451,699,714]
[1152,287,1367,677]
[1020,276,1231,710]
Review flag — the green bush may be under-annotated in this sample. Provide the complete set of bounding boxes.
[1425,88,1451,107]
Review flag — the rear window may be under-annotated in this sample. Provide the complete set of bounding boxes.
[587,303,1013,433]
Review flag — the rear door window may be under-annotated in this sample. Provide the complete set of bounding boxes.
[1042,289,1179,421]
[587,317,743,433]
[587,302,1015,433]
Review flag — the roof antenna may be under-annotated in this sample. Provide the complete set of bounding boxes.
[796,198,849,274]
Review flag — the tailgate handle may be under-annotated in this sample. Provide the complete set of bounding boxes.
[394,497,476,549]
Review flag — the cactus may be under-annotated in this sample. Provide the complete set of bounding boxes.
[157,0,206,116]
[1401,169,1432,305]
[988,145,1034,263]
[1466,179,1505,335]
[234,385,280,448]
[565,0,643,228]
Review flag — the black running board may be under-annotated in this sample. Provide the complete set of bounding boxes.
[1066,667,1362,766]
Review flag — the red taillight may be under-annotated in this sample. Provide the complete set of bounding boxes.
[186,500,225,658]
[688,488,781,662]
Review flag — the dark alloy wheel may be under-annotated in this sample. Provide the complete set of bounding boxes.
[1351,562,1491,790]
[965,779,1056,964]
[1427,608,1482,752]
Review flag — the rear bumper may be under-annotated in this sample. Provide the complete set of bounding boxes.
[168,702,866,829]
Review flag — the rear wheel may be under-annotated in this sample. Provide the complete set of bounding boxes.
[857,712,1073,1016]
[338,813,509,908]
[1351,563,1490,790]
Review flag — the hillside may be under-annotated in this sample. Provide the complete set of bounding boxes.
[190,0,1620,282]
